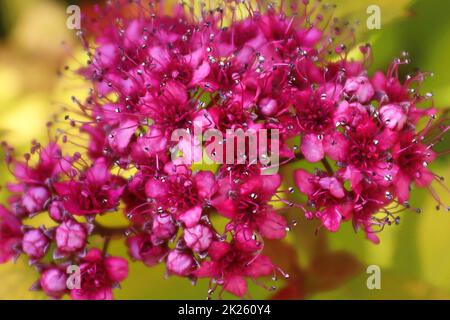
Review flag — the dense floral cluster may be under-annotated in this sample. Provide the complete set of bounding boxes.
[0,0,448,299]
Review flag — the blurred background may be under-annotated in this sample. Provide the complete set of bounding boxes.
[0,0,450,299]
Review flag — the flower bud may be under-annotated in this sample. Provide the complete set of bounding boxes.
[183,224,213,253]
[166,250,194,276]
[22,229,49,260]
[55,220,87,253]
[40,268,67,298]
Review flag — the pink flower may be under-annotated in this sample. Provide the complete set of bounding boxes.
[213,174,287,239]
[372,70,409,103]
[143,170,217,227]
[0,206,22,263]
[40,267,68,299]
[166,250,195,276]
[70,248,128,300]
[294,169,350,232]
[21,187,50,214]
[152,214,177,241]
[393,132,437,203]
[54,158,124,215]
[7,143,72,216]
[107,118,138,154]
[0,0,447,300]
[127,233,168,267]
[194,241,274,297]
[294,90,348,162]
[341,122,399,191]
[147,46,210,88]
[347,185,391,244]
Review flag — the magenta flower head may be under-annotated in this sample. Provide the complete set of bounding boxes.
[54,158,125,216]
[0,0,449,300]
[0,206,22,263]
[70,248,128,300]
[5,142,72,217]
[194,241,275,298]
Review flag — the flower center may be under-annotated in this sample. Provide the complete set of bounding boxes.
[349,139,381,169]
[297,99,334,133]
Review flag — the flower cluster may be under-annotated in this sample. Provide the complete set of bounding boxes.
[0,0,448,299]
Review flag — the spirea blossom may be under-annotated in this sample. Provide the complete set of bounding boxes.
[0,0,448,299]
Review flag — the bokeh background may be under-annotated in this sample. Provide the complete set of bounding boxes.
[0,0,450,299]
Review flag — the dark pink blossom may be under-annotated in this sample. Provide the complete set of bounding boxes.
[127,233,168,267]
[0,206,22,263]
[294,89,348,162]
[194,241,274,297]
[70,248,128,300]
[7,143,72,216]
[213,174,287,239]
[393,132,437,203]
[183,224,215,253]
[54,158,125,215]
[0,0,447,300]
[166,250,195,276]
[341,122,399,191]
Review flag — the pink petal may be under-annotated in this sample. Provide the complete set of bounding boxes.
[193,261,219,278]
[87,158,110,186]
[166,250,194,276]
[301,27,322,46]
[260,174,282,195]
[293,169,315,195]
[108,119,137,153]
[177,205,202,228]
[377,129,398,151]
[223,275,247,297]
[234,225,261,252]
[318,177,345,198]
[301,134,324,162]
[415,167,434,187]
[208,241,231,261]
[245,255,274,278]
[395,171,411,203]
[190,60,210,86]
[194,171,218,199]
[321,207,342,232]
[259,98,278,116]
[342,166,363,190]
[83,248,103,262]
[258,211,287,239]
[323,132,349,162]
